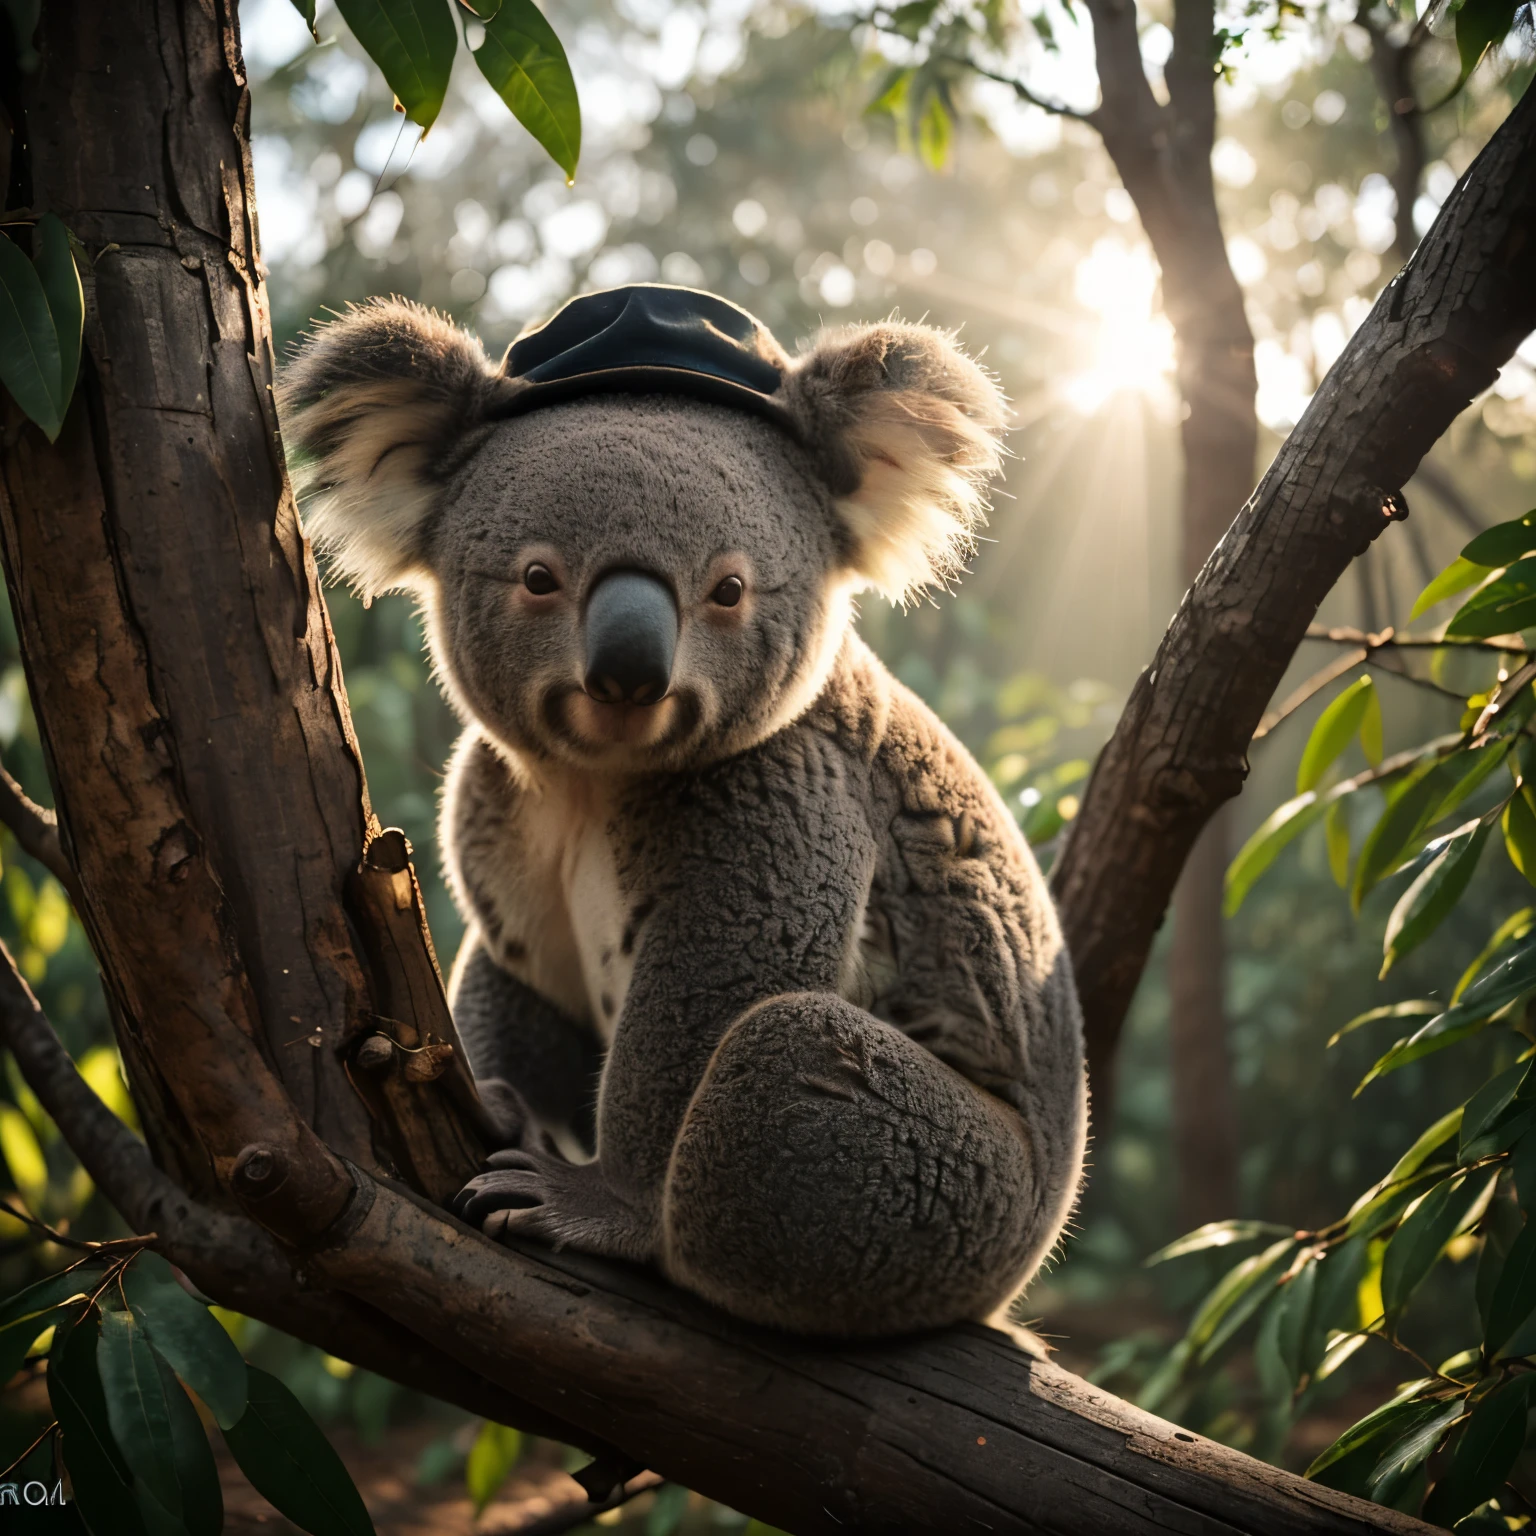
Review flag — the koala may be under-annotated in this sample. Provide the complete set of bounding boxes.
[281,285,1087,1339]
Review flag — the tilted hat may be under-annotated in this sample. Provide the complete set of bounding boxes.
[491,284,798,437]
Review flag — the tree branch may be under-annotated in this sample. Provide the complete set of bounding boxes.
[0,760,81,907]
[1052,82,1536,1092]
[935,52,1098,122]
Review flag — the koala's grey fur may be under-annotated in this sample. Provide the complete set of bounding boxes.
[281,295,1088,1338]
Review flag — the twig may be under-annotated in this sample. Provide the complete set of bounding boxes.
[0,1422,57,1481]
[0,1193,155,1254]
[0,761,83,908]
[933,51,1098,123]
[1252,647,1368,741]
[482,1470,665,1536]
[1306,623,1529,654]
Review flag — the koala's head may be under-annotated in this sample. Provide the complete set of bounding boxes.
[280,287,1006,773]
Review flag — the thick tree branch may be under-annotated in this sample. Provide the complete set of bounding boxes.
[1052,83,1536,1091]
[0,940,608,1453]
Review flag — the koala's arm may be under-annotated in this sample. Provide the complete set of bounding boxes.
[449,937,605,1154]
[456,724,880,1253]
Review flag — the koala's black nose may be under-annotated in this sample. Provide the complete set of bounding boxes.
[583,569,678,706]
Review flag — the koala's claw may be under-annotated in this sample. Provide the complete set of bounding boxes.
[453,1150,655,1264]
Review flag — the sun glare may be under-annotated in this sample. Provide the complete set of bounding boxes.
[1061,239,1177,416]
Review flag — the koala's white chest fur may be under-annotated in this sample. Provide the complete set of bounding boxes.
[449,744,634,1041]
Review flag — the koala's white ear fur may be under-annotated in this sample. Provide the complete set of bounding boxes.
[786,322,1008,604]
[279,299,507,598]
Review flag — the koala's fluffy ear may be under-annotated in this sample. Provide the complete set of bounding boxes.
[785,322,1008,604]
[279,299,508,597]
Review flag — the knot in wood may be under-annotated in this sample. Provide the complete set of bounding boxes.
[232,1143,287,1198]
[354,1034,396,1074]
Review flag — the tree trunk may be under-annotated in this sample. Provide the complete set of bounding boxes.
[1079,0,1256,1185]
[1053,80,1536,1080]
[1359,10,1426,267]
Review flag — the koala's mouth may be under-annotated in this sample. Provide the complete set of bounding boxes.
[546,686,703,760]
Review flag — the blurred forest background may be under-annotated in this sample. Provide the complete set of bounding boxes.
[3,0,1535,1527]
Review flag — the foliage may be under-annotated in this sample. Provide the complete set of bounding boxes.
[0,1227,374,1536]
[0,214,83,442]
[1148,506,1536,1526]
[294,0,580,173]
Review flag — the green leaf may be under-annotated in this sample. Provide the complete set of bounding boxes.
[0,1101,48,1205]
[1328,999,1439,1049]
[0,228,64,439]
[1411,555,1492,620]
[0,1265,95,1387]
[1368,1397,1466,1503]
[1448,559,1536,639]
[288,0,319,34]
[1452,0,1520,93]
[1271,1255,1317,1388]
[122,1253,247,1430]
[1464,513,1536,568]
[1424,1375,1536,1527]
[1307,1379,1434,1480]
[1351,761,1454,911]
[98,1306,197,1528]
[1300,1238,1369,1376]
[1325,799,1351,887]
[1346,1168,1456,1242]
[49,1311,150,1536]
[1461,1062,1532,1159]
[1359,935,1536,1090]
[334,0,457,131]
[472,0,580,182]
[887,0,941,38]
[865,65,914,117]
[1225,791,1328,916]
[1186,1238,1296,1365]
[1506,790,1536,884]
[1381,1170,1499,1323]
[465,1420,521,1514]
[35,213,82,408]
[916,89,952,172]
[1486,1217,1536,1356]
[1381,816,1492,975]
[1297,677,1376,793]
[1144,1220,1293,1265]
[222,1365,375,1536]
[1456,908,1536,1002]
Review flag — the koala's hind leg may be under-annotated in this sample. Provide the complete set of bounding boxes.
[660,994,1042,1338]
[450,939,604,1155]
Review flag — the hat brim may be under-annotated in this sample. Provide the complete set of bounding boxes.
[487,364,800,440]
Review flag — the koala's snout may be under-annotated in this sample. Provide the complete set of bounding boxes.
[582,569,678,706]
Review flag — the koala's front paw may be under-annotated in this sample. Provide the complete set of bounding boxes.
[453,1149,654,1264]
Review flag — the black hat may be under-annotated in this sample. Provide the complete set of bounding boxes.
[491,284,797,436]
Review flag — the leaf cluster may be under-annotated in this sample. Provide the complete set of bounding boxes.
[0,1245,375,1536]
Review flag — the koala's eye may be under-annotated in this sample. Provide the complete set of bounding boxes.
[711,576,744,608]
[524,563,559,596]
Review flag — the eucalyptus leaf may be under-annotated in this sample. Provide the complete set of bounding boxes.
[222,1365,375,1536]
[1464,513,1536,568]
[49,1311,150,1536]
[1185,1238,1295,1365]
[1451,0,1520,94]
[1456,908,1536,1003]
[1144,1219,1292,1266]
[1506,789,1536,884]
[1381,1170,1498,1324]
[1325,798,1351,887]
[1296,676,1374,794]
[335,0,457,131]
[1224,791,1327,916]
[97,1306,188,1524]
[465,1420,522,1514]
[1381,816,1492,975]
[1423,1375,1536,1527]
[35,212,82,408]
[0,228,64,439]
[1486,1217,1536,1357]
[1410,555,1493,620]
[472,0,581,181]
[1306,1380,1434,1480]
[0,1264,95,1385]
[1448,559,1536,640]
[1461,1062,1533,1159]
[1327,1000,1438,1049]
[122,1254,247,1430]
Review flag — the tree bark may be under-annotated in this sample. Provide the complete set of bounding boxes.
[1052,80,1536,1087]
[1080,0,1254,1189]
